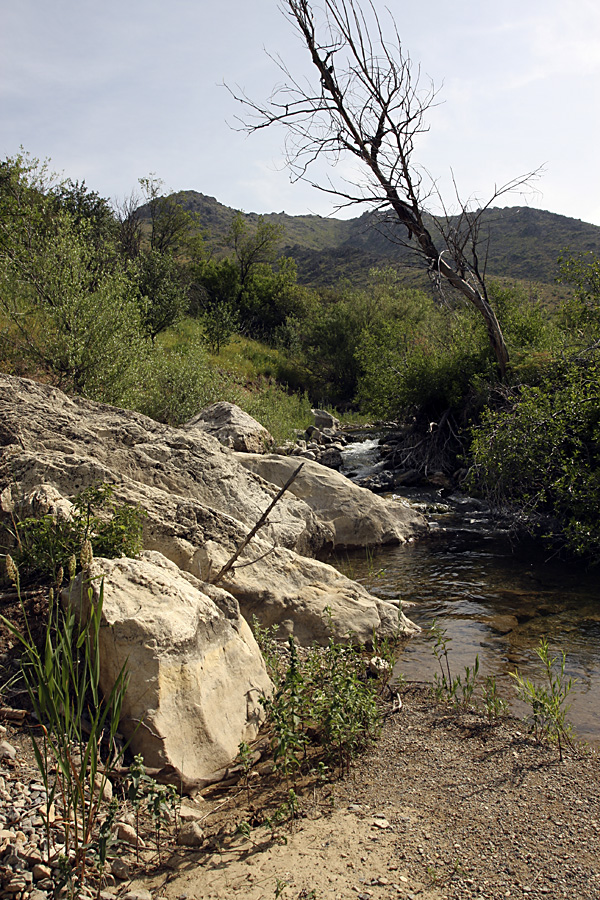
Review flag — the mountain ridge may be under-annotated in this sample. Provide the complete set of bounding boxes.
[173,190,600,288]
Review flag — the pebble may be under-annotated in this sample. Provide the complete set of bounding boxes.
[0,739,138,899]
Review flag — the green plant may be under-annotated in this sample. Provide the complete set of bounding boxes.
[274,877,289,899]
[456,655,480,708]
[250,616,282,683]
[237,740,254,808]
[481,675,508,721]
[256,616,382,782]
[311,634,381,774]
[427,620,480,707]
[511,638,576,760]
[262,636,307,785]
[145,779,180,860]
[427,618,455,701]
[1,555,129,895]
[7,483,145,583]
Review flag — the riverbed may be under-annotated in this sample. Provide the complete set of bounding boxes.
[338,440,600,744]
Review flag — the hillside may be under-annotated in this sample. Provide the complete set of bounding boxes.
[175,191,600,289]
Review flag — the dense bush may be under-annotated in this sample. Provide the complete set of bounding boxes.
[469,255,600,560]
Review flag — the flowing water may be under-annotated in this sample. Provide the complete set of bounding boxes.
[337,438,600,744]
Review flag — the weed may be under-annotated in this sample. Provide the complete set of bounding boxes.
[5,483,144,582]
[274,877,289,899]
[481,674,508,721]
[236,740,254,807]
[1,555,129,895]
[427,618,454,699]
[257,617,382,782]
[262,636,307,785]
[511,638,576,759]
[455,655,480,708]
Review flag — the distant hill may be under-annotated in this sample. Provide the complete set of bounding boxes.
[173,191,600,290]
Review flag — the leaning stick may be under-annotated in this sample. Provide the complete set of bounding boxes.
[209,462,304,585]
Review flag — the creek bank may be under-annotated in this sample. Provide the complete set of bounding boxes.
[0,376,426,783]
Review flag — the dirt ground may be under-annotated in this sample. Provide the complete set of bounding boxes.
[128,686,600,900]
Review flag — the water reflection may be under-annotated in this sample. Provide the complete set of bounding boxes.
[333,503,600,743]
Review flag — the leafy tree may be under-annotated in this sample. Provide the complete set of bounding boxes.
[557,251,600,339]
[131,248,188,341]
[190,212,298,348]
[138,175,198,255]
[0,154,146,401]
[190,257,240,352]
[469,255,600,560]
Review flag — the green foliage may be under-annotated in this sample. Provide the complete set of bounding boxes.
[8,483,144,582]
[469,359,600,558]
[190,256,241,352]
[427,619,480,708]
[481,675,509,721]
[511,638,575,759]
[0,153,147,401]
[255,620,382,779]
[243,381,313,445]
[358,297,492,419]
[0,569,129,893]
[131,248,189,340]
[125,327,235,424]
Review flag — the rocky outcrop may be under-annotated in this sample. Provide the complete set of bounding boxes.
[185,401,273,453]
[236,453,424,549]
[64,553,271,782]
[197,537,418,646]
[0,377,330,560]
[0,375,424,777]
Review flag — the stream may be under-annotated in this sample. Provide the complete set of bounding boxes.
[337,436,600,744]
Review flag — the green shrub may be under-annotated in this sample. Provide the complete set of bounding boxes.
[255,621,382,779]
[468,358,600,559]
[8,483,144,582]
[125,331,234,425]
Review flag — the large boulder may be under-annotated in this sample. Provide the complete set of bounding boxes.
[197,538,418,647]
[64,552,271,782]
[236,453,424,549]
[0,375,422,650]
[0,377,329,559]
[185,401,273,453]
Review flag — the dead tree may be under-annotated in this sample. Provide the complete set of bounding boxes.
[230,0,541,377]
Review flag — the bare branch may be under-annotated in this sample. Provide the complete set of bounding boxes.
[209,462,304,585]
[229,0,546,376]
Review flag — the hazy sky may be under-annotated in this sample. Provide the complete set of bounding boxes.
[2,0,600,225]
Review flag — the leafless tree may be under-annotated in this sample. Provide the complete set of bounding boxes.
[230,0,541,376]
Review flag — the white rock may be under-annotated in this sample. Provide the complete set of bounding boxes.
[115,822,144,848]
[236,453,424,548]
[184,401,273,453]
[63,553,272,782]
[197,539,418,647]
[0,740,17,760]
[110,858,130,880]
[176,820,205,847]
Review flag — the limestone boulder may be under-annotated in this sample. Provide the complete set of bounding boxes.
[184,401,273,453]
[236,453,425,549]
[0,375,420,653]
[0,376,329,559]
[197,538,419,646]
[311,409,340,431]
[64,552,272,781]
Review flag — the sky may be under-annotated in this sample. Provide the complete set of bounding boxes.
[2,0,600,225]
